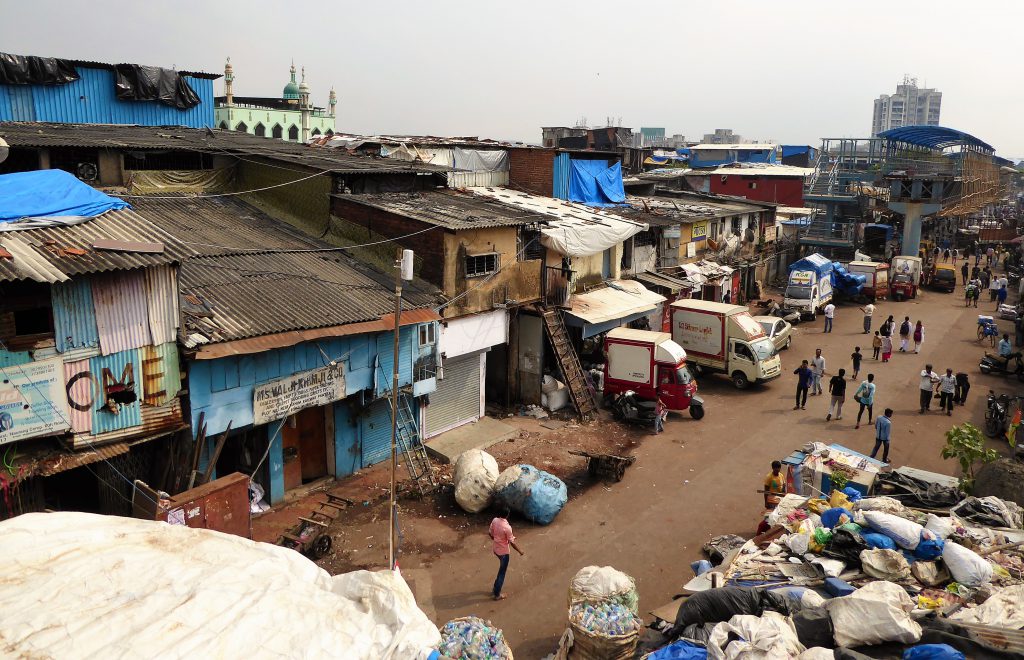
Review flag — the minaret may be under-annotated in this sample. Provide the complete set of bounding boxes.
[224,57,234,107]
[299,66,311,142]
[329,87,337,118]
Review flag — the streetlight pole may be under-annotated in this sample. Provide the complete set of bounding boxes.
[389,249,413,571]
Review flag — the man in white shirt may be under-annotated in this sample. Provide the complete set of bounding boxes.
[938,368,957,416]
[989,274,1001,302]
[998,275,1008,293]
[860,303,874,334]
[823,303,836,333]
[919,364,940,414]
[810,348,826,395]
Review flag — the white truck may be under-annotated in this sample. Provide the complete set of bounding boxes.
[670,299,782,389]
[784,253,834,320]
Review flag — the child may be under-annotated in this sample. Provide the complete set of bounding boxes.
[872,331,882,360]
[851,347,863,380]
[881,334,893,362]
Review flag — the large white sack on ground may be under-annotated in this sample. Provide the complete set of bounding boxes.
[453,449,500,513]
[950,585,1024,628]
[0,512,440,659]
[941,540,993,588]
[862,510,924,550]
[825,580,922,648]
[568,565,638,611]
[706,611,805,659]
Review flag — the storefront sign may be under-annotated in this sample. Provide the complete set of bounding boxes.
[691,221,709,241]
[0,358,71,445]
[253,364,346,425]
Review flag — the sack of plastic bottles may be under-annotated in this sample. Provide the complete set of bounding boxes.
[438,616,512,660]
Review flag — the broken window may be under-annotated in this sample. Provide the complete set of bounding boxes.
[465,253,498,278]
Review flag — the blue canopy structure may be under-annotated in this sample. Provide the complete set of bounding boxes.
[878,126,994,153]
[0,169,130,223]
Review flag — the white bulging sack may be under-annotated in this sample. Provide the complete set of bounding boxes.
[453,449,500,513]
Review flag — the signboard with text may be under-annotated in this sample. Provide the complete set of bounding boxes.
[0,358,71,445]
[253,364,346,425]
[691,221,709,241]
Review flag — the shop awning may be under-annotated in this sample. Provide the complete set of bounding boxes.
[563,280,666,338]
[632,270,699,295]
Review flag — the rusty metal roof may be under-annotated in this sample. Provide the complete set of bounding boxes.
[333,189,542,230]
[0,122,450,174]
[0,208,190,283]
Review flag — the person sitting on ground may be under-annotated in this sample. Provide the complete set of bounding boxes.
[763,460,787,509]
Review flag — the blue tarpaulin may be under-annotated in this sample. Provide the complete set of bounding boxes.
[569,160,626,206]
[0,169,130,223]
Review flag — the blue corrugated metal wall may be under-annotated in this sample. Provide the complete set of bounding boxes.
[90,349,142,433]
[360,399,394,466]
[51,279,100,353]
[553,152,571,200]
[0,67,215,127]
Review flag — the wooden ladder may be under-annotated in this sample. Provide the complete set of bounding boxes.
[541,308,597,420]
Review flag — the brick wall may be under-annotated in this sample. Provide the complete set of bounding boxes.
[507,148,554,196]
[330,197,446,285]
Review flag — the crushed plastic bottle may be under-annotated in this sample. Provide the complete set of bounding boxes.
[438,616,511,659]
[570,601,641,637]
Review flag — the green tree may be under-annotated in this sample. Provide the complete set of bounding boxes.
[941,422,998,493]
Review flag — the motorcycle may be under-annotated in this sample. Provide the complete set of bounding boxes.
[979,351,1024,381]
[985,391,1019,438]
[611,390,661,431]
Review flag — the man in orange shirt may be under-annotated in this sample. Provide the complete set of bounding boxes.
[488,507,524,600]
[763,461,787,509]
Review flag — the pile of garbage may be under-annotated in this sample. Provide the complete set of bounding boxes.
[554,566,642,659]
[452,449,568,525]
[438,616,512,660]
[645,461,1024,657]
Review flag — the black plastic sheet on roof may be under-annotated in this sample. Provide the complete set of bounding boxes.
[0,53,79,85]
[114,64,200,109]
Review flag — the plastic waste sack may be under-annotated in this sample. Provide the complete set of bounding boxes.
[913,530,944,561]
[672,587,789,631]
[494,464,567,525]
[863,511,924,550]
[862,532,897,550]
[438,616,511,660]
[911,561,950,587]
[646,639,707,659]
[825,580,922,648]
[0,513,441,659]
[860,549,911,581]
[902,644,966,660]
[453,449,500,513]
[793,608,834,649]
[799,650,835,660]
[941,541,992,587]
[568,566,638,614]
[821,507,854,529]
[949,584,1024,627]
[841,487,863,502]
[706,611,805,660]
[924,514,956,539]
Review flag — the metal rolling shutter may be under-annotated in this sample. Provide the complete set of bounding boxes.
[360,399,394,467]
[424,352,481,438]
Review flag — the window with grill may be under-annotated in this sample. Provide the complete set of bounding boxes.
[633,229,656,247]
[465,253,498,277]
[519,230,546,261]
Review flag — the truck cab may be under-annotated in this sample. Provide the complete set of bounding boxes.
[784,253,834,320]
[603,328,704,418]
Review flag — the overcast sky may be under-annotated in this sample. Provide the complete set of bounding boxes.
[3,1,1022,157]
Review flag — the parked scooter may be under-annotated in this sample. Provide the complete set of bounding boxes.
[984,391,1019,438]
[979,351,1024,381]
[610,390,660,431]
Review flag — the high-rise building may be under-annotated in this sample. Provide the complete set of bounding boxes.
[640,127,666,147]
[871,76,941,136]
[701,129,743,145]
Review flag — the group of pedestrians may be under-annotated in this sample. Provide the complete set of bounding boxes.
[961,264,1008,309]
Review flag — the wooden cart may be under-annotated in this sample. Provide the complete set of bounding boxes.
[277,493,353,559]
[569,450,636,482]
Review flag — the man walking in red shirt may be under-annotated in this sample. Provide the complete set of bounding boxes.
[488,507,524,600]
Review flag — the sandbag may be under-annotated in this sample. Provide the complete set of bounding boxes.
[706,611,804,660]
[822,507,854,529]
[941,541,992,588]
[453,450,500,513]
[924,514,956,540]
[902,644,966,660]
[568,566,638,614]
[860,549,911,581]
[911,561,950,588]
[862,532,897,550]
[793,608,835,649]
[825,581,922,648]
[913,530,944,561]
[863,511,924,550]
[493,464,567,525]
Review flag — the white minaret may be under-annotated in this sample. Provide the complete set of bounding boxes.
[329,87,337,118]
[299,66,311,142]
[224,57,234,107]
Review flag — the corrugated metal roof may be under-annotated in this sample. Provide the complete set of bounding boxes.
[0,122,451,174]
[0,208,189,283]
[333,190,542,230]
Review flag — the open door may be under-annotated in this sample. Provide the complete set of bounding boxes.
[281,406,328,490]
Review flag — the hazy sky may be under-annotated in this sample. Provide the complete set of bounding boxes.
[3,1,1022,157]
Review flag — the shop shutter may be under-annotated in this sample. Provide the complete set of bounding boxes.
[423,352,481,438]
[360,399,394,467]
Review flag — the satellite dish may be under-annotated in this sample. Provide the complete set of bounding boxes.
[0,137,8,165]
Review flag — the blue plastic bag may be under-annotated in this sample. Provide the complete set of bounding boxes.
[821,507,854,529]
[862,532,897,550]
[495,464,567,525]
[902,643,965,660]
[691,559,713,577]
[647,640,708,660]
[841,486,863,502]
[914,532,945,561]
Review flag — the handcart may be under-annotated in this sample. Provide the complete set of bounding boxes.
[277,493,353,559]
[569,450,636,482]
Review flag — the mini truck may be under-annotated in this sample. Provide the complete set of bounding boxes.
[783,253,834,320]
[602,328,704,419]
[846,260,889,302]
[670,299,782,389]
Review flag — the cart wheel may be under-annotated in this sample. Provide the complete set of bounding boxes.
[311,534,333,559]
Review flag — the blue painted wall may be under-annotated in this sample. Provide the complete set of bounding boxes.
[690,148,778,169]
[0,66,215,128]
[188,323,437,504]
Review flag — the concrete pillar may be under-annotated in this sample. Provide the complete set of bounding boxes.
[901,203,923,257]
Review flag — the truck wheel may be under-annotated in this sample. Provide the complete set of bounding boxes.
[731,371,750,389]
[689,404,705,420]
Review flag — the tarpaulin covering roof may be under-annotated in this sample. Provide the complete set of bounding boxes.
[0,169,129,223]
[569,160,626,207]
[878,125,995,153]
[563,279,665,326]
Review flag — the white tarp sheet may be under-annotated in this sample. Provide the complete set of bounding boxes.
[565,280,665,325]
[0,512,440,659]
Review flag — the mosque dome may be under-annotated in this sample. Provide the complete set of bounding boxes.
[283,63,300,100]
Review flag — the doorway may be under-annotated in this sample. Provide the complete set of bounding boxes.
[281,406,328,490]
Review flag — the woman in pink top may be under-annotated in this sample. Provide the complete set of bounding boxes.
[488,506,524,600]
